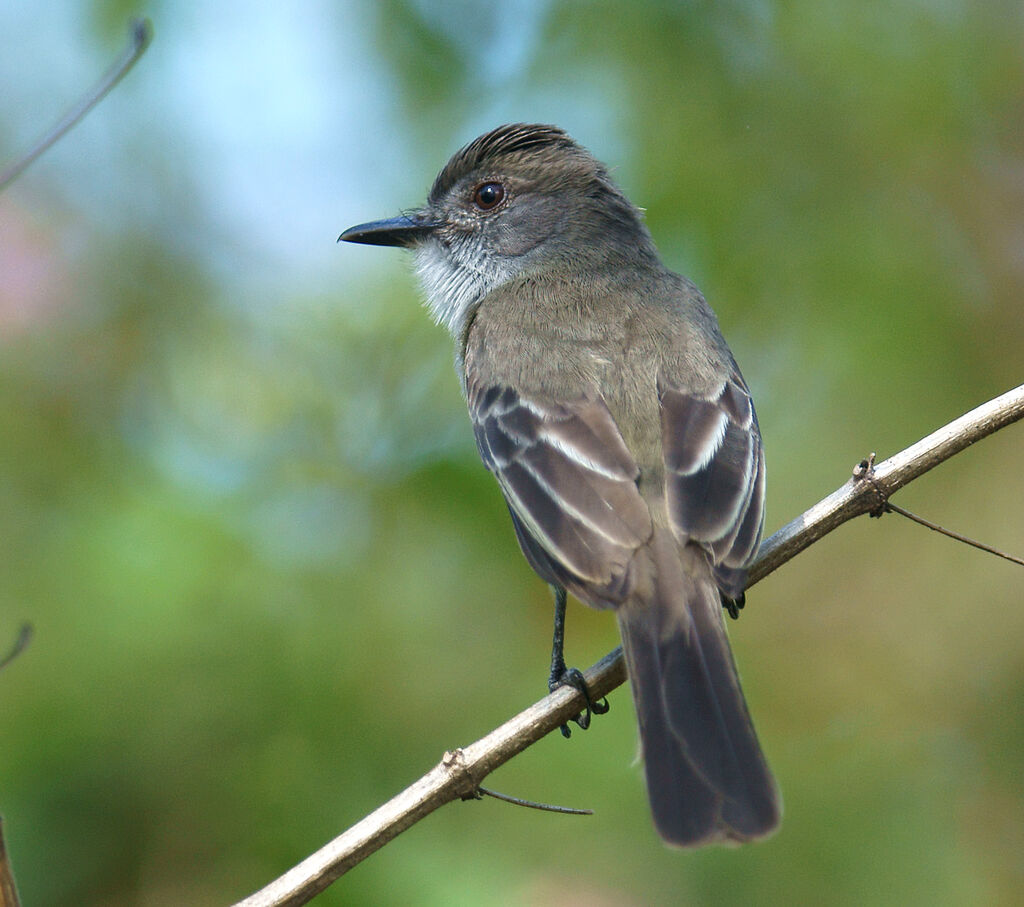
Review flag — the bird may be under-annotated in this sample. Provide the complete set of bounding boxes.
[340,123,781,846]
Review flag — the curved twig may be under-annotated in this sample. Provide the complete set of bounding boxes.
[0,625,32,673]
[0,19,152,192]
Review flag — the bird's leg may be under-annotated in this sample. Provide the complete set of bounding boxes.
[548,584,609,738]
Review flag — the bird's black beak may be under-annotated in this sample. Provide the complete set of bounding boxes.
[338,214,437,247]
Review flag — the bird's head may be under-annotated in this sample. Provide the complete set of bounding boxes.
[340,123,654,333]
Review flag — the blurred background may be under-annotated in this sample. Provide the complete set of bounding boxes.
[2,2,1022,904]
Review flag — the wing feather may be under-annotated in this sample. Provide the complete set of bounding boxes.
[660,373,765,574]
[470,380,652,599]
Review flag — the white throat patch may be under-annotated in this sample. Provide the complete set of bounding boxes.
[414,237,515,336]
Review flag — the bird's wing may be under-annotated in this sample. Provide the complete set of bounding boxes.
[468,381,652,599]
[658,370,765,579]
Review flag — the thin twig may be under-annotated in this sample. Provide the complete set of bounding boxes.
[0,19,153,192]
[883,501,1024,567]
[0,625,32,673]
[233,382,1024,907]
[476,787,594,815]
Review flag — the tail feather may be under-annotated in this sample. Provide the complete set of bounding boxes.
[617,531,781,846]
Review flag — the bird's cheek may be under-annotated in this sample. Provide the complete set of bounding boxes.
[494,200,566,256]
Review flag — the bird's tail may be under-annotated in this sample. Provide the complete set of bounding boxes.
[616,529,781,846]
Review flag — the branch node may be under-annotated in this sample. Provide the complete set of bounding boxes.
[851,451,876,479]
[852,447,1024,567]
[441,748,481,802]
[852,452,890,518]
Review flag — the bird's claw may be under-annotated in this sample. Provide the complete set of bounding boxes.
[550,665,609,738]
[721,590,745,620]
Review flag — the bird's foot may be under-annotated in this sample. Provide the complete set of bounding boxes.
[721,590,745,620]
[549,664,609,738]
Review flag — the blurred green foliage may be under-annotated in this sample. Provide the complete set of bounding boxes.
[1,2,1022,904]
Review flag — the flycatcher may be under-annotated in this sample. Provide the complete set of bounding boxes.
[340,123,781,846]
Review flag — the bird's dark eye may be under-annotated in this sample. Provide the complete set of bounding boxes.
[473,182,505,210]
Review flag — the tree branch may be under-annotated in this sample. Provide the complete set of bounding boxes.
[0,818,21,907]
[748,382,1024,585]
[233,382,1024,907]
